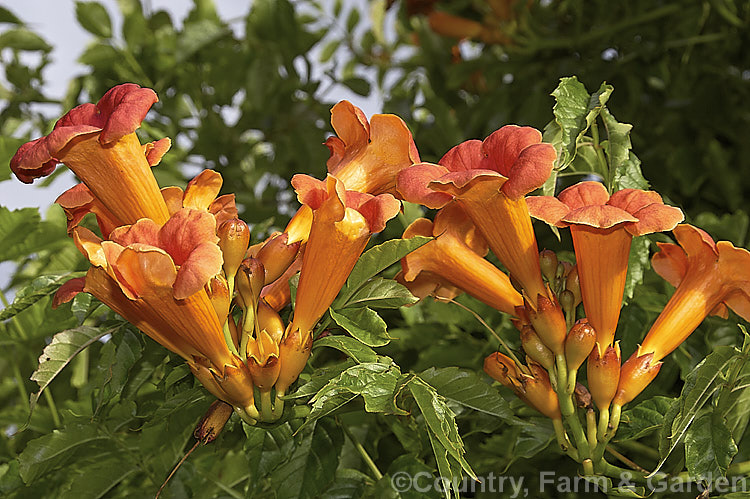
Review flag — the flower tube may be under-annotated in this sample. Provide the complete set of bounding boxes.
[614,224,750,406]
[528,181,684,348]
[11,84,171,225]
[398,125,556,303]
[276,174,400,393]
[399,203,523,316]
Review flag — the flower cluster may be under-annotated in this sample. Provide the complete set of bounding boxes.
[12,84,414,424]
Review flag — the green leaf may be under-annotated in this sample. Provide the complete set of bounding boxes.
[18,424,109,483]
[78,44,120,66]
[0,7,23,24]
[342,77,371,97]
[0,27,51,51]
[426,430,462,499]
[549,77,612,169]
[26,325,117,426]
[623,235,651,303]
[177,19,230,63]
[319,39,340,63]
[345,7,360,32]
[313,335,378,364]
[418,367,521,424]
[602,107,648,191]
[408,377,476,479]
[308,362,406,423]
[330,307,390,347]
[271,419,344,499]
[93,329,143,409]
[685,410,737,480]
[616,396,674,441]
[343,277,418,309]
[75,1,112,38]
[0,273,83,321]
[60,457,139,499]
[342,236,431,298]
[656,346,741,474]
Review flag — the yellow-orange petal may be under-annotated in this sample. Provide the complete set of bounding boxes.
[396,162,454,209]
[144,137,171,166]
[184,169,223,211]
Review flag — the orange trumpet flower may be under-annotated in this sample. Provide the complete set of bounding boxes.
[397,125,556,303]
[276,174,400,393]
[399,203,523,315]
[11,84,172,226]
[325,100,420,196]
[528,181,684,348]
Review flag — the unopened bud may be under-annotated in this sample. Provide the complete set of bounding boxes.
[236,258,265,309]
[256,232,301,285]
[524,292,566,355]
[565,266,582,307]
[521,366,561,420]
[257,299,285,343]
[206,275,230,325]
[613,351,662,406]
[247,329,282,390]
[275,325,313,395]
[484,351,521,390]
[559,289,576,319]
[218,218,250,279]
[587,343,621,410]
[194,400,233,444]
[539,250,558,282]
[520,326,555,371]
[565,319,596,371]
[557,261,573,280]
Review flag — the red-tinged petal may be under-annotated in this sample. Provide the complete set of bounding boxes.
[527,195,571,227]
[562,204,637,229]
[209,194,238,227]
[480,125,543,177]
[673,224,718,259]
[439,140,483,172]
[626,203,684,236]
[651,242,688,288]
[396,162,454,209]
[52,277,86,309]
[345,192,400,233]
[428,169,507,196]
[161,186,184,215]
[501,142,556,199]
[183,169,223,211]
[10,138,65,183]
[110,218,161,247]
[144,137,171,166]
[711,303,730,319]
[327,101,370,176]
[158,208,219,265]
[111,244,177,298]
[558,181,610,209]
[95,83,159,144]
[291,174,330,210]
[608,189,663,214]
[174,242,224,300]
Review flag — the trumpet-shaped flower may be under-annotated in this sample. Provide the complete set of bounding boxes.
[397,125,556,302]
[399,203,523,315]
[11,84,172,226]
[325,101,420,196]
[276,174,400,393]
[528,181,684,347]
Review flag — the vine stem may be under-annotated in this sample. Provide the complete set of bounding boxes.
[340,421,383,481]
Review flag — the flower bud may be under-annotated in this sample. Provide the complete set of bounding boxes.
[194,400,233,444]
[539,249,558,282]
[218,218,250,279]
[574,383,592,409]
[524,292,566,355]
[275,325,313,395]
[565,319,596,371]
[206,275,230,325]
[484,352,521,391]
[587,342,621,410]
[565,265,582,307]
[256,232,301,285]
[613,351,662,406]
[520,326,555,371]
[236,258,265,309]
[212,357,256,410]
[557,261,573,280]
[257,299,285,343]
[521,364,561,420]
